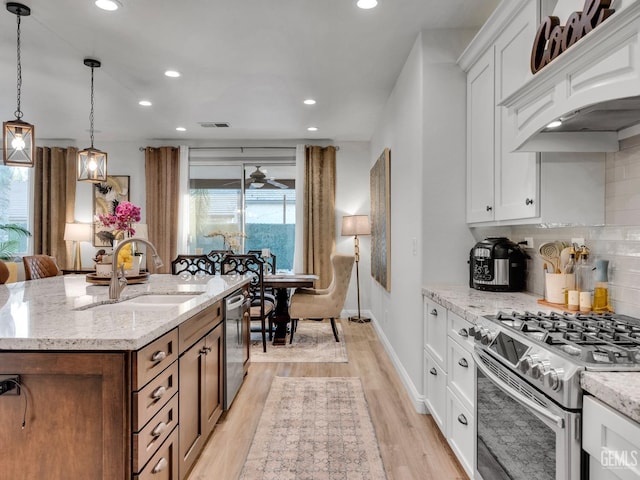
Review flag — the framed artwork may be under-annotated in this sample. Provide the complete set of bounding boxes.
[93,175,130,246]
[370,148,391,291]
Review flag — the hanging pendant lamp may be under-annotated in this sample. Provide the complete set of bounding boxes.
[3,3,35,167]
[77,58,107,182]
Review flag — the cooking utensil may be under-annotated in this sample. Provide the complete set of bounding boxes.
[560,247,572,272]
[539,242,562,273]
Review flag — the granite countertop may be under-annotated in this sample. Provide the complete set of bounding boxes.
[0,273,249,351]
[423,285,640,425]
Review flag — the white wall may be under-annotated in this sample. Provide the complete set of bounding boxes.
[368,28,477,410]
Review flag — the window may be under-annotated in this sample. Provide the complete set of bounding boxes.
[0,165,31,257]
[188,161,296,271]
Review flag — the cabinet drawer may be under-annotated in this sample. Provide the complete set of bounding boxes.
[133,361,179,431]
[134,426,179,480]
[583,395,640,478]
[179,302,222,354]
[447,337,474,412]
[447,310,474,352]
[133,393,179,473]
[133,329,178,390]
[424,300,447,369]
[446,387,474,479]
[423,349,447,434]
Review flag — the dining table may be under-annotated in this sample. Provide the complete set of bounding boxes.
[263,273,318,345]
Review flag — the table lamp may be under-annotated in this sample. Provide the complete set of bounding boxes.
[341,215,371,323]
[64,223,92,270]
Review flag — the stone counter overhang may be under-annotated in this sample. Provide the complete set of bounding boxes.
[0,273,250,351]
[423,285,640,424]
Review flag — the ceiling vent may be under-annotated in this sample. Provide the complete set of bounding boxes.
[199,122,230,128]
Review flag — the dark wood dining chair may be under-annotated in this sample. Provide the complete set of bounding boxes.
[206,249,234,274]
[220,254,273,352]
[23,255,63,280]
[246,250,277,274]
[170,254,216,276]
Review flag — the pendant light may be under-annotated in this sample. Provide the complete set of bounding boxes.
[3,3,34,167]
[77,58,107,182]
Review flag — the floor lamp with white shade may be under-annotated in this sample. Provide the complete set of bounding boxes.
[341,215,371,323]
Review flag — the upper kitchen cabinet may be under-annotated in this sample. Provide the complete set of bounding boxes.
[460,0,605,226]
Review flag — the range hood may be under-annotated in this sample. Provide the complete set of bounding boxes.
[501,1,640,153]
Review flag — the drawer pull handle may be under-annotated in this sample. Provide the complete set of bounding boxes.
[199,346,212,355]
[430,309,438,316]
[429,367,437,376]
[525,198,534,206]
[151,350,167,363]
[458,328,468,338]
[151,386,166,400]
[486,205,493,212]
[151,421,167,437]
[458,358,469,368]
[457,414,468,426]
[152,457,168,474]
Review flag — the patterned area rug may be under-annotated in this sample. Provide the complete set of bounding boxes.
[239,377,387,480]
[250,320,348,363]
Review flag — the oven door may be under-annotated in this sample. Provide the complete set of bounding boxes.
[473,348,583,480]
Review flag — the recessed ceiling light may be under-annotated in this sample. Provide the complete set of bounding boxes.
[95,0,121,11]
[165,70,181,78]
[303,99,316,105]
[307,127,318,132]
[138,100,152,107]
[356,0,378,9]
[176,127,186,132]
[547,120,562,128]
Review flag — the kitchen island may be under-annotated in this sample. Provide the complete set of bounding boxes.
[0,273,250,480]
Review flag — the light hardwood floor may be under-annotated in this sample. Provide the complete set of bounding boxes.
[186,319,468,480]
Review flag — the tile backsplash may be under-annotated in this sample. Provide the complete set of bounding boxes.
[471,135,640,318]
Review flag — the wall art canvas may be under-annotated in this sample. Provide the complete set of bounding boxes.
[93,175,130,246]
[370,148,391,291]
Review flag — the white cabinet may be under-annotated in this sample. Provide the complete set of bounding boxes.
[583,395,640,480]
[463,0,606,226]
[466,1,538,224]
[424,299,447,369]
[423,297,476,479]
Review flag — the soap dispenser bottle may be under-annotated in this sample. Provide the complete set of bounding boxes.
[593,259,610,312]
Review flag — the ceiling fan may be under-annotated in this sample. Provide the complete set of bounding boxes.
[246,166,288,189]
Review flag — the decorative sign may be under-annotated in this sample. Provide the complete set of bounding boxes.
[531,0,615,74]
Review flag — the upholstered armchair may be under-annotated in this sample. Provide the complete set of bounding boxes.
[288,253,354,343]
[0,261,9,284]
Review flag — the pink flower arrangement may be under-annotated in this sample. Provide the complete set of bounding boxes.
[97,201,141,238]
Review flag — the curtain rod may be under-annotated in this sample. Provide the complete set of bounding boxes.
[139,145,339,151]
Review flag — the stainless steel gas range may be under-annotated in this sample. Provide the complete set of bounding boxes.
[471,311,640,480]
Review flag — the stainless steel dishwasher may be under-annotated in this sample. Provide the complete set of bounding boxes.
[224,289,249,410]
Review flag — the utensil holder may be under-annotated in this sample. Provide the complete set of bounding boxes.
[545,273,575,304]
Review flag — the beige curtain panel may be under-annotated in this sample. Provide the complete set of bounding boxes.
[33,147,78,269]
[303,145,336,289]
[145,146,180,274]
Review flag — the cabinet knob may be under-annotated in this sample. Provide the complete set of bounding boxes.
[151,421,167,437]
[486,205,493,212]
[152,457,168,474]
[458,358,469,368]
[151,350,166,363]
[457,414,468,426]
[429,367,437,376]
[430,309,438,316]
[525,198,534,205]
[458,328,468,338]
[151,386,166,400]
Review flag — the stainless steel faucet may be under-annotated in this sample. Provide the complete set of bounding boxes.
[109,237,164,300]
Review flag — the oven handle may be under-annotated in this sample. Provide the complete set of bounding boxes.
[472,350,565,429]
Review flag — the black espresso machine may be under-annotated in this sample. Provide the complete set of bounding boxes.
[469,237,527,292]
